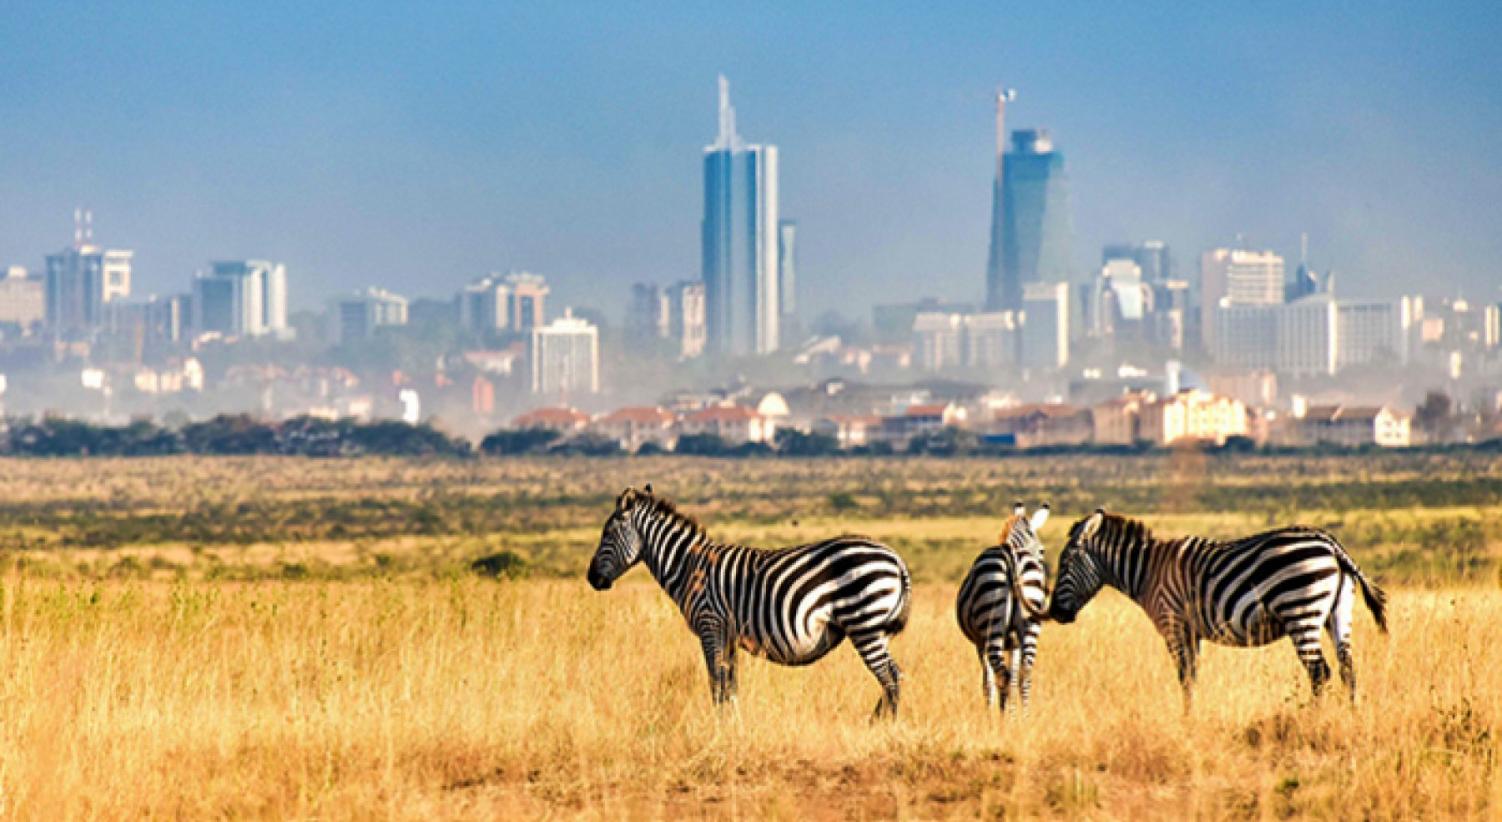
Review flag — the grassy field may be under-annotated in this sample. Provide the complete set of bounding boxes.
[0,454,1497,818]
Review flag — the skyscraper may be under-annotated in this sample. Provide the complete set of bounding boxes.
[330,287,408,345]
[777,219,797,343]
[1200,248,1285,351]
[702,75,779,356]
[1103,240,1171,282]
[986,100,1074,312]
[191,260,288,339]
[44,211,133,339]
[1021,281,1070,370]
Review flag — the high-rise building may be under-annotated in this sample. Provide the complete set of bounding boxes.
[330,287,408,345]
[44,213,133,338]
[457,271,549,336]
[778,219,797,341]
[702,75,780,356]
[505,271,548,332]
[530,309,600,395]
[1021,281,1070,369]
[911,311,1020,372]
[667,280,707,359]
[1200,248,1285,351]
[1090,259,1153,342]
[191,261,287,339]
[626,283,670,343]
[1103,241,1171,283]
[989,125,1073,311]
[1213,293,1410,377]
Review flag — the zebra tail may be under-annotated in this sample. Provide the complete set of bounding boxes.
[1331,538,1388,634]
[890,563,913,634]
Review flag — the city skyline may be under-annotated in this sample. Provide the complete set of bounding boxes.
[1,4,1498,319]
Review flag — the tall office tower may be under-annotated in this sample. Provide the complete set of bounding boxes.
[1103,240,1171,283]
[530,309,600,395]
[984,89,1015,311]
[458,274,510,334]
[505,271,549,331]
[330,287,408,345]
[667,280,707,359]
[191,261,287,338]
[44,211,133,338]
[626,282,670,343]
[1200,248,1285,351]
[1020,281,1070,370]
[1090,258,1154,342]
[988,119,1074,311]
[777,219,797,340]
[702,75,780,356]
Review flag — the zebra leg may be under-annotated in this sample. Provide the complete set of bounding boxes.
[985,635,1011,714]
[978,647,997,709]
[1328,576,1358,702]
[1017,625,1039,713]
[698,628,735,705]
[851,630,902,719]
[1166,629,1200,712]
[1289,625,1332,698]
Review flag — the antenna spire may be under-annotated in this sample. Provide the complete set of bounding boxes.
[715,74,740,150]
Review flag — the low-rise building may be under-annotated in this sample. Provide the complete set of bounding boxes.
[880,402,967,446]
[1091,392,1154,445]
[811,415,883,448]
[992,404,1093,449]
[595,406,679,451]
[1138,390,1249,446]
[1294,405,1412,448]
[679,404,775,444]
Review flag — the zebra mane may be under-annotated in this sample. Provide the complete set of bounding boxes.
[1093,511,1156,547]
[638,493,708,540]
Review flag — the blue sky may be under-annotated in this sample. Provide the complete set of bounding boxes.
[2,2,1499,317]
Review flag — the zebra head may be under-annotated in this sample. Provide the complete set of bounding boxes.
[1048,509,1108,624]
[587,484,652,591]
[1003,501,1051,619]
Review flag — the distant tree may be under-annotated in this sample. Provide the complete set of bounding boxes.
[181,414,278,455]
[1415,390,1455,442]
[673,433,732,456]
[907,426,978,457]
[480,428,560,456]
[547,434,622,456]
[775,428,841,457]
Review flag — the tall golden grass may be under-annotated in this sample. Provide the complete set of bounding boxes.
[0,575,1494,818]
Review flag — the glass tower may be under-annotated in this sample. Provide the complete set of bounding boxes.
[702,75,780,356]
[995,129,1073,311]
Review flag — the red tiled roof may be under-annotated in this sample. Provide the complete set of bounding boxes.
[513,407,590,427]
[599,406,676,425]
[685,404,760,423]
[905,403,949,417]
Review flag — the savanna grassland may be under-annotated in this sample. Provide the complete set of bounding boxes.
[0,453,1497,818]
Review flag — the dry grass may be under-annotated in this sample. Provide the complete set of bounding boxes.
[0,575,1494,819]
[0,454,1496,818]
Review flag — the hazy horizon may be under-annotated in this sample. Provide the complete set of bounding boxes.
[3,2,1499,320]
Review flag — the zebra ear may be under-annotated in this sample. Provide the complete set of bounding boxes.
[1030,505,1050,532]
[616,487,639,510]
[643,483,653,495]
[1078,510,1104,540]
[1012,500,1025,517]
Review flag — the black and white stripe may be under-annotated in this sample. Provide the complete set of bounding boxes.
[587,485,913,717]
[1048,509,1388,704]
[955,502,1049,712]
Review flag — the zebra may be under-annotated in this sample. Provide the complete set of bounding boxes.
[1047,509,1388,705]
[955,501,1050,713]
[586,485,913,717]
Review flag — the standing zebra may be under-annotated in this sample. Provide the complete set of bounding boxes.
[955,502,1050,713]
[1047,509,1388,704]
[586,486,913,717]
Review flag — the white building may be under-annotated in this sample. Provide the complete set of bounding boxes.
[1214,294,1408,377]
[458,271,550,336]
[1021,281,1070,370]
[529,309,599,396]
[1201,248,1284,351]
[45,244,133,337]
[192,260,288,339]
